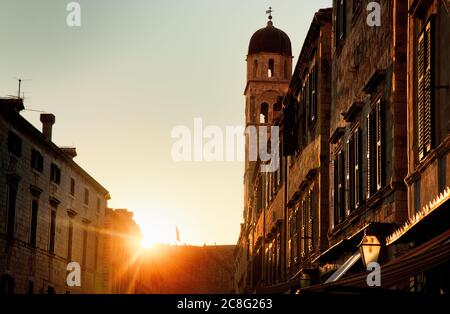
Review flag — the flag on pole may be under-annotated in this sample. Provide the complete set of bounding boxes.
[175,226,180,242]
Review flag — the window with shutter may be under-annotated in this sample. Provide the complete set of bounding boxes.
[375,100,384,190]
[307,189,313,251]
[310,66,317,123]
[354,129,362,207]
[333,158,339,226]
[336,0,346,47]
[305,78,310,130]
[417,20,434,161]
[366,100,384,198]
[301,199,307,257]
[348,136,355,212]
[337,150,346,222]
[367,111,376,198]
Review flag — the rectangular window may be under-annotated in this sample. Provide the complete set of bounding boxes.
[290,212,298,264]
[70,178,75,196]
[367,100,384,198]
[346,139,352,214]
[6,185,17,241]
[302,195,307,254]
[336,0,346,47]
[27,280,34,294]
[82,225,88,267]
[8,131,22,157]
[353,129,363,208]
[333,150,346,225]
[297,205,303,260]
[31,149,44,172]
[375,102,384,190]
[94,236,99,271]
[300,86,307,147]
[50,163,61,185]
[337,150,346,222]
[307,189,314,252]
[30,199,39,247]
[417,19,434,161]
[67,219,73,261]
[309,65,317,123]
[96,197,101,214]
[49,210,56,253]
[332,158,338,226]
[84,188,89,205]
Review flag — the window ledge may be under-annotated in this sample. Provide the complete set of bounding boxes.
[329,127,346,144]
[363,69,386,94]
[405,135,450,186]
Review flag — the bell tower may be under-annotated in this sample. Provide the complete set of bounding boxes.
[243,9,292,224]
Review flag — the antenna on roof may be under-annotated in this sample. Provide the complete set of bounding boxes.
[13,77,32,99]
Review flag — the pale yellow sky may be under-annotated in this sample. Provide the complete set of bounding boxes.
[0,0,331,245]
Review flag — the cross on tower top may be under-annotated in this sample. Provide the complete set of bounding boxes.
[265,7,273,21]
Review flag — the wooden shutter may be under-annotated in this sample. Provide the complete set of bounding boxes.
[348,136,355,212]
[337,150,345,222]
[344,139,351,215]
[300,201,305,258]
[308,189,314,251]
[375,100,384,190]
[354,129,362,207]
[367,112,376,198]
[310,65,317,122]
[333,157,339,226]
[339,0,346,41]
[418,20,433,160]
[305,77,310,128]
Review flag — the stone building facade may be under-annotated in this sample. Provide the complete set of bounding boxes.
[283,8,333,287]
[235,0,450,294]
[315,0,409,276]
[0,99,110,294]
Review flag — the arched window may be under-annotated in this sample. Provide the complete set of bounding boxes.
[268,59,274,78]
[253,60,258,78]
[260,103,269,123]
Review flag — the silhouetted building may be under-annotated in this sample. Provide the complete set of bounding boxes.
[142,245,235,294]
[103,208,144,294]
[235,11,293,294]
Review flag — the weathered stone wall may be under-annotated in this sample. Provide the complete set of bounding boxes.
[0,108,109,294]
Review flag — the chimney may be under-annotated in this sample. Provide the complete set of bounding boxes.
[60,147,77,159]
[40,113,55,141]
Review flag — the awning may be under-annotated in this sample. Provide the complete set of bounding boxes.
[255,278,299,294]
[325,251,361,283]
[386,187,450,245]
[301,228,450,292]
[314,222,395,264]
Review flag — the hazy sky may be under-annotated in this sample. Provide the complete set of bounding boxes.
[0,0,331,245]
